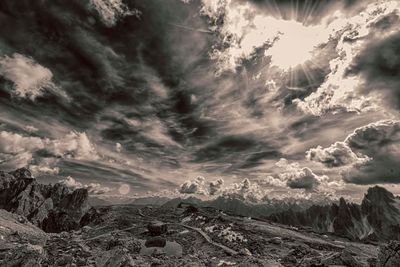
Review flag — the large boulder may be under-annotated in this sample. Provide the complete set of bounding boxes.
[144,236,167,248]
[0,168,93,233]
[147,220,168,236]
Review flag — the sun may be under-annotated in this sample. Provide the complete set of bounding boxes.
[265,20,329,71]
[118,184,130,195]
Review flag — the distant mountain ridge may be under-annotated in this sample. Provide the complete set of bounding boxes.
[162,194,334,218]
[268,186,400,241]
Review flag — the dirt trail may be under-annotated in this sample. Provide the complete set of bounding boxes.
[177,223,238,256]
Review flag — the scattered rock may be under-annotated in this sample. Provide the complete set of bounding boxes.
[56,254,74,266]
[17,215,27,224]
[184,205,199,214]
[269,237,283,245]
[96,247,135,267]
[3,244,45,267]
[82,225,92,233]
[340,249,363,267]
[239,248,252,256]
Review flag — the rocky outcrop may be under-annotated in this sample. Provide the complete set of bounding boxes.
[269,186,400,241]
[361,187,400,241]
[0,168,93,233]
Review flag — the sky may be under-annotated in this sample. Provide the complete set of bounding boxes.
[0,0,400,202]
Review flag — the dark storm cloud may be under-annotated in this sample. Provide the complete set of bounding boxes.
[286,169,319,191]
[346,31,400,109]
[193,135,282,170]
[342,157,400,185]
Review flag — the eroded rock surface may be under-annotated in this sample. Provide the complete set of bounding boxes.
[378,241,400,267]
[0,168,92,232]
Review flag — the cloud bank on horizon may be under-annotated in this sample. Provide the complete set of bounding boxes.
[0,0,399,201]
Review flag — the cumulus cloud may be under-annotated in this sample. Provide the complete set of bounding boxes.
[90,0,141,27]
[285,168,326,191]
[48,131,99,161]
[224,178,264,202]
[178,176,262,201]
[59,176,83,188]
[0,131,44,154]
[0,130,99,172]
[274,158,329,191]
[306,142,370,167]
[29,158,60,176]
[59,176,112,195]
[179,176,207,194]
[209,178,224,195]
[24,125,39,133]
[85,182,112,195]
[0,54,66,100]
[263,175,286,187]
[308,120,400,184]
[0,131,44,168]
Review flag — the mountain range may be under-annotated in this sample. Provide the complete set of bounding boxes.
[159,186,400,242]
[268,186,400,242]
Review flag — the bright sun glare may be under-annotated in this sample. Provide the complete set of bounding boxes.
[265,20,329,70]
[118,183,130,195]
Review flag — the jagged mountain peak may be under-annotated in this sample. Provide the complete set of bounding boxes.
[338,197,348,206]
[364,185,395,203]
[269,186,400,241]
[8,167,33,179]
[0,168,95,233]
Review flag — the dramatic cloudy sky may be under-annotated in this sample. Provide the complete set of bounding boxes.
[1,0,400,201]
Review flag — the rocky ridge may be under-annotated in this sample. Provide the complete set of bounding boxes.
[0,168,95,233]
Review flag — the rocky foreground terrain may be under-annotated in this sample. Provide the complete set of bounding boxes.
[1,168,400,266]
